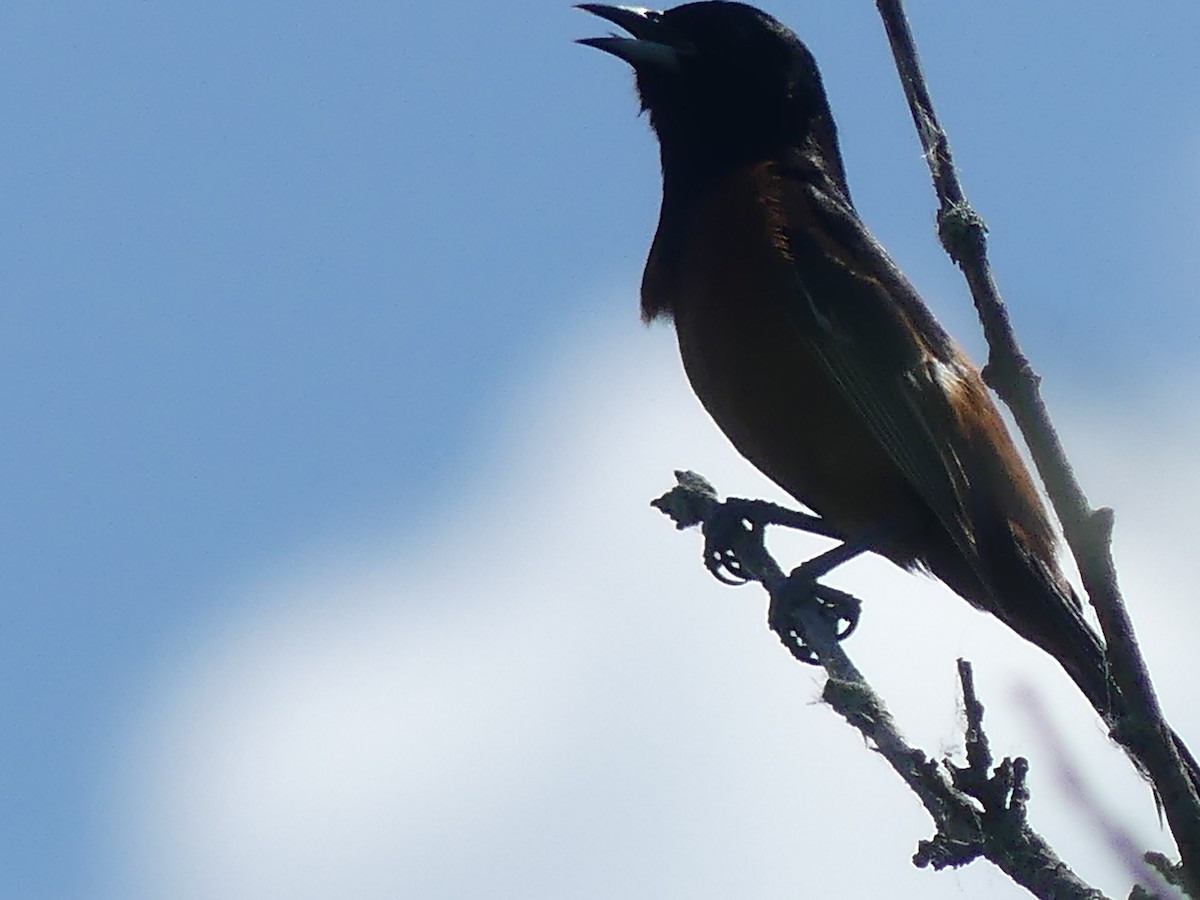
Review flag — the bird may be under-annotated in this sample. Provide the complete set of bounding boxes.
[576,0,1199,786]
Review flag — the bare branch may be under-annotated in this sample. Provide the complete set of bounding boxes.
[872,0,1200,885]
[652,472,1110,899]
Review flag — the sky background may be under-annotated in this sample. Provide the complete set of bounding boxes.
[3,1,1200,897]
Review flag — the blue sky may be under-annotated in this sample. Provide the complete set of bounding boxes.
[3,1,1200,897]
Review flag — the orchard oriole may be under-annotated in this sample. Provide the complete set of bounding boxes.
[577,0,1196,780]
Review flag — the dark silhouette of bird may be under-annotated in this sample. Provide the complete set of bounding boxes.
[577,0,1199,788]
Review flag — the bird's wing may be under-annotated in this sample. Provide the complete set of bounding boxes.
[773,172,985,571]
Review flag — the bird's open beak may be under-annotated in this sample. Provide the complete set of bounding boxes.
[575,5,683,71]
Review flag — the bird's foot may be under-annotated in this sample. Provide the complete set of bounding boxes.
[701,498,768,585]
[769,563,862,665]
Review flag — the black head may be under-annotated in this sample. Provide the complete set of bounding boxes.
[578,2,847,198]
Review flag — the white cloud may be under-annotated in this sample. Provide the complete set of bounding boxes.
[107,310,1200,899]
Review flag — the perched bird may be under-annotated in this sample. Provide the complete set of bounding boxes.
[577,0,1197,780]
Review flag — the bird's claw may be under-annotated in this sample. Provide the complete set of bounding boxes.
[814,584,862,640]
[705,547,752,585]
[696,495,865,663]
[700,501,761,585]
[770,567,862,665]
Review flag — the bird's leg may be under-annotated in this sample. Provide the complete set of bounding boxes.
[652,472,874,663]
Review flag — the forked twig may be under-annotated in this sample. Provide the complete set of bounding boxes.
[652,471,1109,899]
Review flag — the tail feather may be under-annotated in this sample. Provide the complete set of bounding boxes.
[991,541,1200,797]
[1172,731,1200,799]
